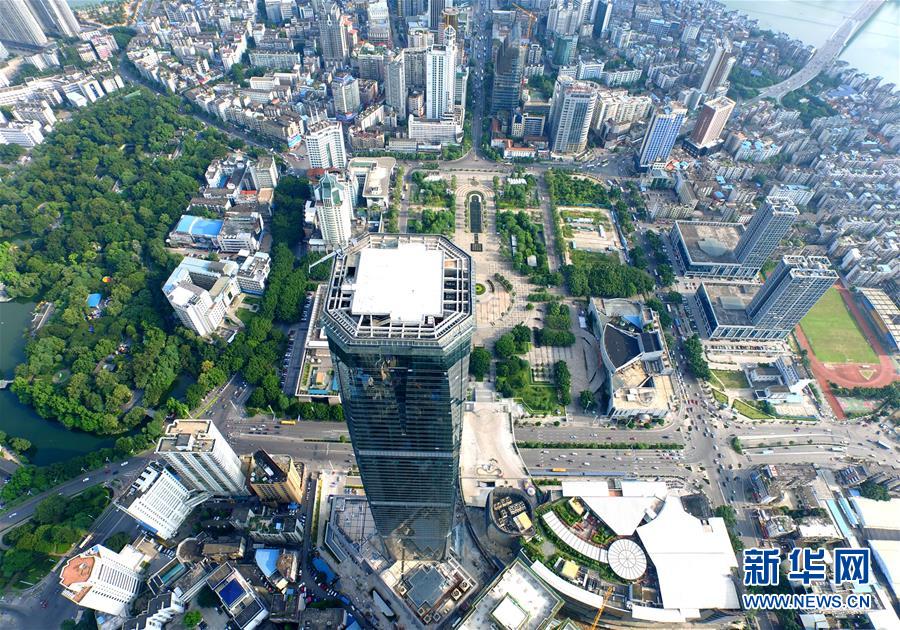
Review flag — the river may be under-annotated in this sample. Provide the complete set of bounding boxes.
[0,301,114,466]
[722,0,900,83]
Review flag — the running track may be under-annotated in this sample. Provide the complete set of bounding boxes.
[795,283,898,419]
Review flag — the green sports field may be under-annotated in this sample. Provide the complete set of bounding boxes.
[799,288,878,364]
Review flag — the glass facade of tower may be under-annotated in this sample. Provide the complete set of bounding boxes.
[323,234,473,561]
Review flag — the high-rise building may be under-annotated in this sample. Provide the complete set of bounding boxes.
[747,256,836,334]
[59,545,142,616]
[552,33,578,66]
[319,2,351,68]
[385,52,408,119]
[699,39,735,95]
[428,0,446,31]
[163,257,240,338]
[313,171,354,249]
[425,32,456,119]
[117,462,210,539]
[548,75,597,155]
[400,0,425,18]
[25,0,78,37]
[246,450,306,504]
[305,120,348,169]
[593,0,612,37]
[547,0,587,37]
[491,24,525,116]
[0,0,48,46]
[734,197,799,271]
[366,0,390,43]
[637,103,686,169]
[156,419,247,496]
[332,73,360,114]
[689,96,735,148]
[323,234,474,560]
[696,256,836,341]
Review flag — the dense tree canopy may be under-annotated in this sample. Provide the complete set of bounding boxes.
[0,90,234,435]
[564,251,654,298]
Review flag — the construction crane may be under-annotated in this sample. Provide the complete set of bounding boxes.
[589,585,616,630]
[511,3,537,40]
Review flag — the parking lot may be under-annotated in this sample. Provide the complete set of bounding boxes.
[281,294,314,396]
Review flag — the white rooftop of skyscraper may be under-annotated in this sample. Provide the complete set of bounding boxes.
[350,242,445,324]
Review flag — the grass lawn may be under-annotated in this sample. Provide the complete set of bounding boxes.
[732,398,774,420]
[520,383,560,414]
[237,308,257,324]
[800,288,878,364]
[712,369,750,390]
[711,388,728,405]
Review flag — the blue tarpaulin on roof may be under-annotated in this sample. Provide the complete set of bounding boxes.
[218,578,244,607]
[86,293,102,308]
[313,557,336,583]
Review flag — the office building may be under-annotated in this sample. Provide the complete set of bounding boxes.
[366,0,390,43]
[425,32,456,120]
[697,256,836,340]
[246,450,306,504]
[670,197,799,279]
[552,34,578,66]
[347,156,396,209]
[0,0,48,46]
[332,73,360,115]
[319,2,351,68]
[491,24,525,116]
[322,234,474,560]
[117,462,210,540]
[733,197,799,272]
[25,0,78,37]
[305,120,348,169]
[428,0,446,31]
[687,96,735,151]
[593,0,612,37]
[385,52,407,119]
[313,171,354,249]
[746,256,836,333]
[59,545,142,616]
[549,75,597,155]
[699,39,735,95]
[156,419,247,496]
[162,257,240,338]
[636,103,686,169]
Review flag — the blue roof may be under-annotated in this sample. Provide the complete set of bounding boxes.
[218,578,245,607]
[255,548,279,577]
[623,314,643,329]
[175,215,223,237]
[86,293,102,308]
[313,557,336,583]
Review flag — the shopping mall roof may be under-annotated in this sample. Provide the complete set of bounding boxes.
[636,496,740,613]
[850,497,900,532]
